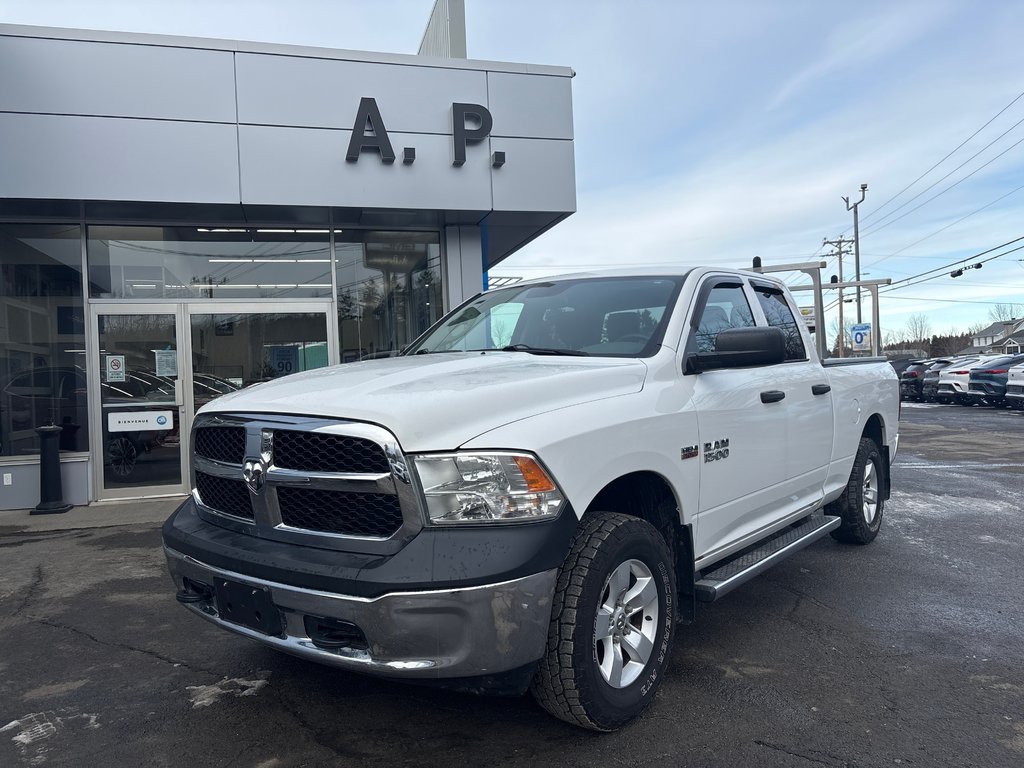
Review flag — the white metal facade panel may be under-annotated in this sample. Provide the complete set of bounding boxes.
[238,125,492,209]
[235,53,487,133]
[0,113,240,202]
[0,27,575,220]
[0,35,236,122]
[487,72,574,140]
[489,137,577,212]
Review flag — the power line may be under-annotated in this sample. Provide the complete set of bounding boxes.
[883,295,1024,305]
[859,89,1024,227]
[879,237,1024,294]
[868,181,1024,267]
[822,235,1024,311]
[861,127,1024,238]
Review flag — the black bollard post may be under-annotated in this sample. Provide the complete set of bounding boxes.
[31,425,72,515]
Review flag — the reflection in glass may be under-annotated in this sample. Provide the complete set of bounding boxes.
[335,231,443,360]
[0,224,88,456]
[408,277,683,358]
[694,285,756,353]
[88,227,332,299]
[753,287,807,361]
[98,313,181,489]
[190,313,329,408]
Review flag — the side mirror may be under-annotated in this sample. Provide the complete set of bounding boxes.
[685,326,786,373]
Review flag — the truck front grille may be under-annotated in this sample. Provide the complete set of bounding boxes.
[272,430,389,474]
[195,471,254,521]
[277,487,403,537]
[194,427,246,464]
[190,415,419,552]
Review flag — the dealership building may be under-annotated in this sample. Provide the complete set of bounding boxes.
[0,20,575,509]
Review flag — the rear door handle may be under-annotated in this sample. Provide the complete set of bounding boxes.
[811,384,831,396]
[760,390,786,403]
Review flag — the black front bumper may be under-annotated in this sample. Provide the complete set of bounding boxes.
[162,497,577,599]
[163,498,578,680]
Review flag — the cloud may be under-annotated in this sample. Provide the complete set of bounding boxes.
[766,4,947,111]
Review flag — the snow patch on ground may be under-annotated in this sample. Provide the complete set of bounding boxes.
[889,490,1012,520]
[1,711,99,765]
[186,672,270,709]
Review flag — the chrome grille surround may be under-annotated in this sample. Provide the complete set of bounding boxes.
[190,412,424,555]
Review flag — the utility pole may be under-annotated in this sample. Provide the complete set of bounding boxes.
[843,184,868,323]
[824,236,853,356]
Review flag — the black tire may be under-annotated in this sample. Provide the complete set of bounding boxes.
[530,512,676,731]
[828,437,885,544]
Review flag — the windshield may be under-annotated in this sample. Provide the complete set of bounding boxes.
[405,276,685,357]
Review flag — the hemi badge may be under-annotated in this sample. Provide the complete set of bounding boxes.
[681,445,699,460]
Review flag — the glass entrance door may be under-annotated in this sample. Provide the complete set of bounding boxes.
[89,303,334,501]
[91,306,186,497]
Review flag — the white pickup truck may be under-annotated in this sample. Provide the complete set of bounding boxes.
[163,267,899,730]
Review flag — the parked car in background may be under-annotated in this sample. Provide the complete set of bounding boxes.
[899,360,932,401]
[1005,359,1024,409]
[921,359,956,403]
[889,357,924,376]
[966,354,1024,408]
[936,355,997,405]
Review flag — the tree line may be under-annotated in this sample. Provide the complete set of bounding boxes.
[885,302,1023,357]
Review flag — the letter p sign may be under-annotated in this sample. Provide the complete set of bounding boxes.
[451,103,493,166]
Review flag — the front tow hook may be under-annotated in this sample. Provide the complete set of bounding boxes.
[176,578,213,604]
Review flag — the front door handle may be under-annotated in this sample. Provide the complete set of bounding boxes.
[811,384,832,396]
[760,390,785,404]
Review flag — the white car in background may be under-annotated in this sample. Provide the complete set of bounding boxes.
[1005,359,1024,409]
[936,355,1000,404]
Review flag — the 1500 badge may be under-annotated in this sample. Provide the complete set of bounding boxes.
[703,438,730,463]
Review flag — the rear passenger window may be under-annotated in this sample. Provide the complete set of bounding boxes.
[753,286,806,361]
[693,284,755,352]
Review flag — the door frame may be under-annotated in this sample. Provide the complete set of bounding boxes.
[88,303,189,501]
[88,301,337,501]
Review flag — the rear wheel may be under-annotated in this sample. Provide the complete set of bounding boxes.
[828,437,884,544]
[531,512,676,731]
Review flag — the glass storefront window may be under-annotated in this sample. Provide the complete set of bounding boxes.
[190,312,329,406]
[0,224,88,456]
[335,231,443,360]
[87,227,332,299]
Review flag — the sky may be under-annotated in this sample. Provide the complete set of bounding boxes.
[3,0,1024,343]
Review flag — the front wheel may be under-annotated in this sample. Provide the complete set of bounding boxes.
[530,512,676,731]
[828,437,885,544]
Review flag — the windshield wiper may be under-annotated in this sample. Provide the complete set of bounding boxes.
[500,344,590,356]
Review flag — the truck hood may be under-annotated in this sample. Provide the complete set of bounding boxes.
[201,353,648,451]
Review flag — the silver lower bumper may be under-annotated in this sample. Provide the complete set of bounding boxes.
[165,547,556,679]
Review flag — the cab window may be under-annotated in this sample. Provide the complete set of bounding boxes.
[752,285,806,361]
[692,284,755,353]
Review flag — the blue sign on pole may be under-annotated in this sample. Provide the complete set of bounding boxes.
[851,323,872,352]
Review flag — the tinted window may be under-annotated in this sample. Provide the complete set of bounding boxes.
[1,224,89,456]
[693,284,756,353]
[407,276,685,358]
[88,226,332,299]
[753,285,806,361]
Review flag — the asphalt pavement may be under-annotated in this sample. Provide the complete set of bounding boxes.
[1,404,1022,767]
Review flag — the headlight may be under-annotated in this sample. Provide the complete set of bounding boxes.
[412,452,564,524]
